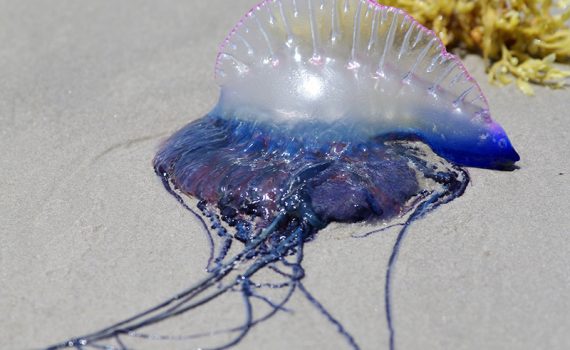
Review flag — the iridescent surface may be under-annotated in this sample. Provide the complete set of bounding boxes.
[5,0,570,349]
[42,1,519,350]
[215,0,519,168]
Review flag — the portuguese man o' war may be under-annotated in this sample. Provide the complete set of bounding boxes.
[45,0,519,349]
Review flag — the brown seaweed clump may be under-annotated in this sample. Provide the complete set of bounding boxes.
[382,0,570,95]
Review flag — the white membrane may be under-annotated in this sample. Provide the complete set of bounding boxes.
[214,0,495,144]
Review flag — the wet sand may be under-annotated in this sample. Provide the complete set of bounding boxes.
[1,1,569,349]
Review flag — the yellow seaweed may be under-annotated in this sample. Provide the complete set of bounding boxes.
[381,0,570,95]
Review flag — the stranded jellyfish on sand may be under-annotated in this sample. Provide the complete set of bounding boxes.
[46,0,519,349]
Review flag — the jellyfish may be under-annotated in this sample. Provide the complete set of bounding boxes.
[45,0,519,349]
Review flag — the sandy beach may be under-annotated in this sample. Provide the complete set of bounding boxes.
[1,1,569,349]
